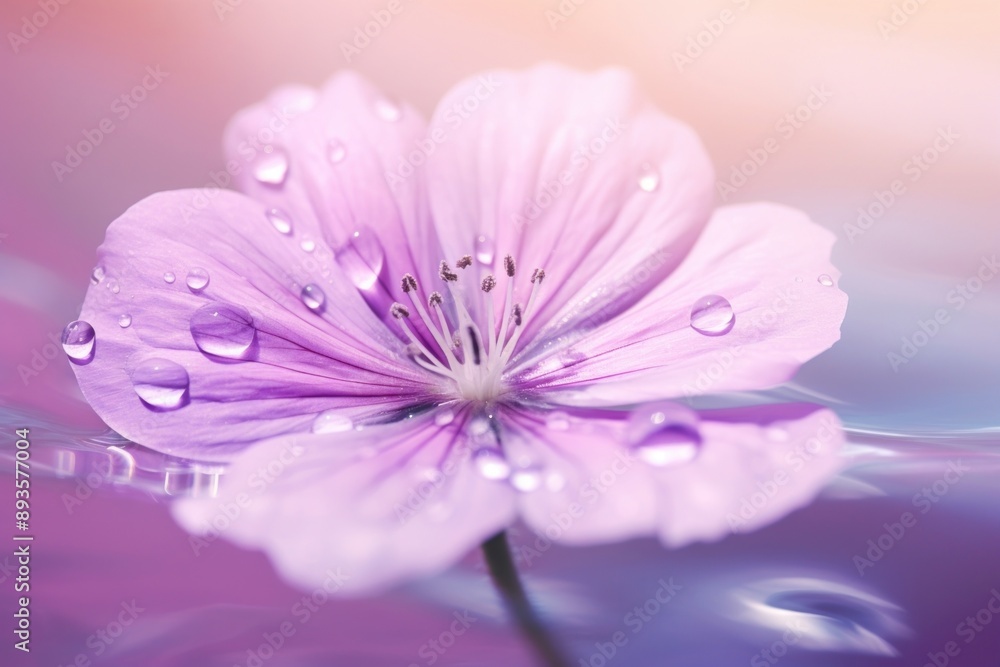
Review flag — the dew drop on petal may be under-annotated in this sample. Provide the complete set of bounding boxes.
[818,274,835,287]
[118,313,132,328]
[186,267,210,292]
[690,294,735,336]
[627,402,702,467]
[312,411,354,434]
[189,302,255,358]
[327,139,346,164]
[474,449,511,481]
[300,238,316,253]
[90,266,105,285]
[336,228,386,292]
[374,98,401,122]
[253,146,290,186]
[546,411,570,431]
[300,284,326,312]
[107,279,120,294]
[266,208,293,235]
[474,234,495,265]
[434,409,455,427]
[131,358,189,410]
[61,320,95,362]
[163,271,175,284]
[638,165,660,192]
[510,465,543,492]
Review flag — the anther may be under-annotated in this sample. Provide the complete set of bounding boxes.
[456,255,473,269]
[401,274,418,293]
[504,254,516,277]
[439,261,458,282]
[512,304,523,326]
[390,303,410,319]
[531,268,545,284]
[481,275,496,293]
[428,291,443,307]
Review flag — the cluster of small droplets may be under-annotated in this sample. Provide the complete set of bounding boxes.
[388,253,545,401]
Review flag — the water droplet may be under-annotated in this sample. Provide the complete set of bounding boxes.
[336,228,385,292]
[546,411,570,431]
[189,302,255,358]
[61,320,95,362]
[474,235,495,265]
[252,146,289,186]
[627,402,701,467]
[266,208,293,235]
[163,271,175,284]
[312,411,354,434]
[301,284,326,312]
[90,266,105,285]
[118,314,132,328]
[300,238,316,253]
[131,358,189,410]
[107,279,120,294]
[510,466,543,492]
[434,409,455,427]
[818,274,835,287]
[186,267,210,292]
[638,165,660,192]
[794,276,803,283]
[690,294,735,336]
[374,98,401,122]
[474,449,511,481]
[327,139,346,164]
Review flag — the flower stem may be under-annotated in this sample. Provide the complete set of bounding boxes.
[481,531,571,667]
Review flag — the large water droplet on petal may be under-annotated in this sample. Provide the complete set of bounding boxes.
[474,234,495,265]
[374,98,401,122]
[186,267,210,292]
[301,284,326,312]
[266,208,293,235]
[90,266,105,285]
[690,294,735,336]
[336,228,385,292]
[818,274,835,287]
[163,271,176,284]
[638,165,660,192]
[627,402,701,467]
[189,302,255,358]
[118,313,132,328]
[131,358,189,410]
[312,411,354,434]
[474,449,511,481]
[327,139,346,164]
[61,320,95,362]
[252,146,289,186]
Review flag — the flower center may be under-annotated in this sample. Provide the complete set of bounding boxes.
[389,253,545,403]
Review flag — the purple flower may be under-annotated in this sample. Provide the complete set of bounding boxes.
[69,65,847,594]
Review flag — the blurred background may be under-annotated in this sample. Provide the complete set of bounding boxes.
[1,1,998,665]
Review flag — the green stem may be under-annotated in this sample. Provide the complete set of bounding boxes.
[481,531,571,667]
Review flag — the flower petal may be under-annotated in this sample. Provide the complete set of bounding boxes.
[516,203,848,404]
[425,64,714,345]
[72,189,437,459]
[501,403,843,548]
[172,408,517,595]
[224,73,442,318]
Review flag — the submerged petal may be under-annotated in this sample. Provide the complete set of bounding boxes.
[172,408,517,594]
